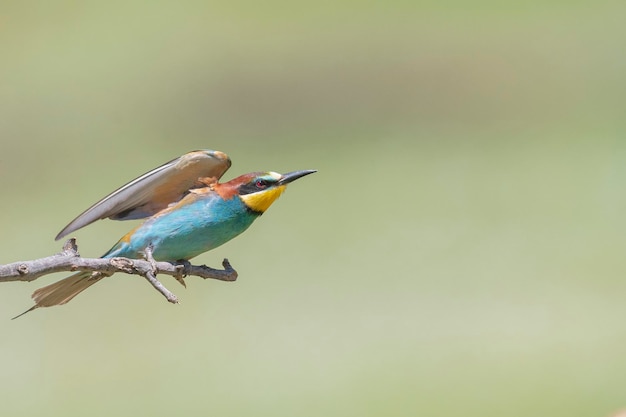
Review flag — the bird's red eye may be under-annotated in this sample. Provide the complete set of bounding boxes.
[256,180,266,188]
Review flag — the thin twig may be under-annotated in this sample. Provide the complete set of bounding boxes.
[0,239,238,287]
[141,244,178,304]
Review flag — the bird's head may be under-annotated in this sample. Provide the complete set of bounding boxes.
[217,170,316,214]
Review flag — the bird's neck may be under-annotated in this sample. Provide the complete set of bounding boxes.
[212,182,239,200]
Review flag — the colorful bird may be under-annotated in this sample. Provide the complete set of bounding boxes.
[15,150,315,318]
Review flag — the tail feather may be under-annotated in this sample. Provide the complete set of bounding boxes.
[13,271,106,319]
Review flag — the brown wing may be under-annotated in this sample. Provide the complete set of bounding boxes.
[55,150,231,240]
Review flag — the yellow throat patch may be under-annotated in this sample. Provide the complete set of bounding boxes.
[240,185,287,213]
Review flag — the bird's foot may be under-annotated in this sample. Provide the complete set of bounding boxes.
[142,244,159,276]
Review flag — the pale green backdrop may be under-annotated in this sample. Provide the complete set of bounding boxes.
[1,1,626,416]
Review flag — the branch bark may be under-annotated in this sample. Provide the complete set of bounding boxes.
[0,239,238,302]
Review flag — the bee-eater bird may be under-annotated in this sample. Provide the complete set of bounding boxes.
[15,150,315,318]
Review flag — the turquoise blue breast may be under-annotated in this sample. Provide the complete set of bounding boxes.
[103,194,258,261]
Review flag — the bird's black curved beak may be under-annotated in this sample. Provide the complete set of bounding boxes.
[279,170,317,185]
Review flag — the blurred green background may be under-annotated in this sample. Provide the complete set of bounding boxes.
[2,1,626,416]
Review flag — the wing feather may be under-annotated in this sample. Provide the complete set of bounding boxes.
[55,150,231,240]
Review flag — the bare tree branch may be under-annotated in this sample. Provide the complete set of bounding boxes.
[0,239,238,302]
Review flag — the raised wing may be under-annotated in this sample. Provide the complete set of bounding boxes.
[55,150,231,240]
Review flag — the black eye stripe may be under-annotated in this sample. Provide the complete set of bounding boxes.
[239,177,276,195]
